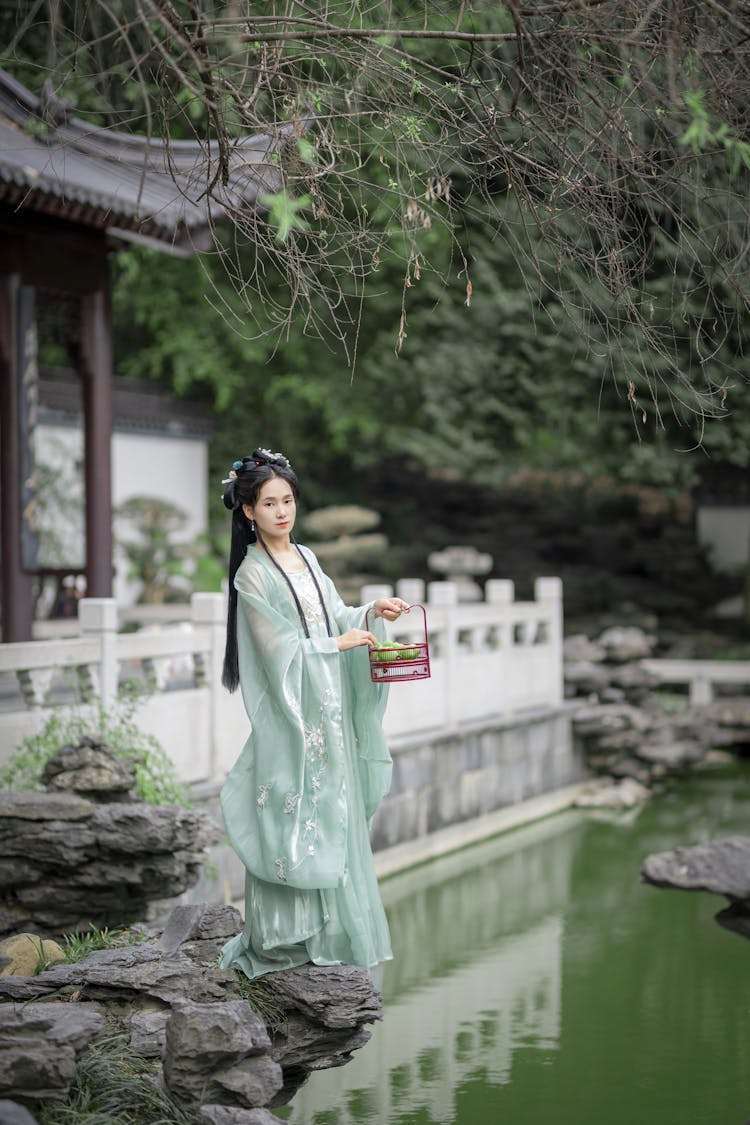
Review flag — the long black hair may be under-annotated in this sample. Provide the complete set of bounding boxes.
[221,449,299,691]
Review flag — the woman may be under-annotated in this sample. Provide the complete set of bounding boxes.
[218,448,409,979]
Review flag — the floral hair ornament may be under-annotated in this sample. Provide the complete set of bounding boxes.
[221,448,293,509]
[252,448,292,470]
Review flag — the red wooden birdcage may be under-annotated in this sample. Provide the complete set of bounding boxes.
[366,603,431,683]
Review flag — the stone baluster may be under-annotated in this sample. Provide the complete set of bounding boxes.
[428,581,457,721]
[191,592,226,783]
[534,576,563,706]
[78,597,118,708]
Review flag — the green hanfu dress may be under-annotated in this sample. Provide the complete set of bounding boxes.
[219,544,394,979]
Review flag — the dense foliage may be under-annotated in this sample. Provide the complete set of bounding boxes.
[4,1,750,497]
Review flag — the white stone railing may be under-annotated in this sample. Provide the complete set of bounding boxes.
[0,578,563,785]
[640,658,750,706]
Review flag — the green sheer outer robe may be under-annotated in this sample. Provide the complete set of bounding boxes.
[219,545,393,976]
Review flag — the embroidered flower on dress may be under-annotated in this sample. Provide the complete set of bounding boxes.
[284,791,301,814]
[275,857,288,881]
[256,783,272,809]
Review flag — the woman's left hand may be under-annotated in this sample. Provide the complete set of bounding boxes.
[373,597,411,621]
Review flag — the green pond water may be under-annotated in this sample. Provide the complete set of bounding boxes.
[279,765,750,1125]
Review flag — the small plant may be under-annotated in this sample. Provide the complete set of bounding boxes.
[61,923,148,964]
[34,937,60,976]
[233,970,287,1034]
[37,1034,194,1125]
[0,683,191,808]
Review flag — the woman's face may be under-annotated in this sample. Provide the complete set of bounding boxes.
[244,475,297,540]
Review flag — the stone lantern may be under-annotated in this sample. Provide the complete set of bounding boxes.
[427,545,493,602]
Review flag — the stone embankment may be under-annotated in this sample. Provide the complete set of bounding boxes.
[641,836,750,940]
[0,740,218,937]
[0,902,381,1124]
[565,626,750,808]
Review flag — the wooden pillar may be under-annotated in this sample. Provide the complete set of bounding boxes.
[0,273,35,641]
[80,288,113,598]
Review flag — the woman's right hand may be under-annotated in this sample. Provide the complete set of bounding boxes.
[336,628,379,651]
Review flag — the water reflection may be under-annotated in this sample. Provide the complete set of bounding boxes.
[281,770,750,1125]
[283,813,585,1125]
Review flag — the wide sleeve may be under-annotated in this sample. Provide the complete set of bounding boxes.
[302,550,393,820]
[220,560,349,890]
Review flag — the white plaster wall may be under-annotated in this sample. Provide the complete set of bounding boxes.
[111,432,208,605]
[696,506,750,572]
[33,424,86,570]
[35,424,209,605]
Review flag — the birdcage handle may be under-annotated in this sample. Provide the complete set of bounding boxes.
[365,603,427,637]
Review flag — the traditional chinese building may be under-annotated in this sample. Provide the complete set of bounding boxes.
[0,66,280,640]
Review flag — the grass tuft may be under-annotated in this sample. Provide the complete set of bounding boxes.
[61,924,149,964]
[36,1035,195,1125]
[233,970,287,1033]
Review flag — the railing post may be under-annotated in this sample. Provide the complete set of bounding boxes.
[534,577,564,706]
[360,584,393,606]
[428,581,458,726]
[485,579,515,714]
[191,592,226,782]
[689,675,713,706]
[396,578,425,605]
[78,597,118,709]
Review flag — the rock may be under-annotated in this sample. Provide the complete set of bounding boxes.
[573,703,652,738]
[129,1010,170,1058]
[0,790,219,936]
[609,662,659,693]
[600,686,626,704]
[0,934,65,978]
[595,729,645,754]
[702,699,750,727]
[608,758,652,783]
[198,1107,286,1125]
[641,837,750,905]
[163,999,282,1109]
[0,1101,40,1124]
[0,1002,104,1102]
[41,741,136,800]
[575,778,650,810]
[635,739,705,769]
[0,944,237,1005]
[0,791,94,821]
[597,626,657,663]
[694,749,735,770]
[0,906,379,1118]
[193,905,245,941]
[262,964,381,1031]
[157,904,243,955]
[563,634,606,663]
[563,661,611,695]
[205,1056,285,1110]
[261,964,381,1075]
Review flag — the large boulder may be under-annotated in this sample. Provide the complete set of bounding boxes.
[0,904,382,1118]
[641,837,750,904]
[163,999,282,1109]
[0,785,218,935]
[0,934,65,978]
[0,1002,104,1102]
[642,836,750,941]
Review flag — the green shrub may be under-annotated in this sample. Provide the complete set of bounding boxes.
[0,684,190,808]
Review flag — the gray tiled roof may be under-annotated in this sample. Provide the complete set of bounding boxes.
[0,67,286,250]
